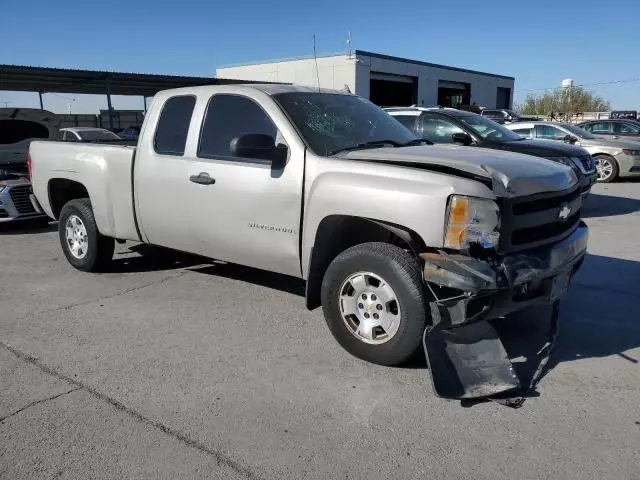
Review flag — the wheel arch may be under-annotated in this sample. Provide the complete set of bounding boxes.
[304,215,426,310]
[48,178,90,219]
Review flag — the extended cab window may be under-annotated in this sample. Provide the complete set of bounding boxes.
[154,96,196,155]
[198,94,277,159]
[512,128,533,138]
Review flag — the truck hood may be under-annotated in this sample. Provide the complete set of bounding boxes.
[341,145,578,197]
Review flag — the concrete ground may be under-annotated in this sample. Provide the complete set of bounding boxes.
[1,182,639,480]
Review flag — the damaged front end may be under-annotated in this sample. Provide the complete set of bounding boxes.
[420,221,588,406]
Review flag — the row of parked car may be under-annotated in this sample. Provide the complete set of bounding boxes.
[386,107,640,184]
[0,108,142,223]
[2,100,640,224]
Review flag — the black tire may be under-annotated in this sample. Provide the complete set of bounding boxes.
[321,242,428,366]
[594,154,619,183]
[58,198,114,272]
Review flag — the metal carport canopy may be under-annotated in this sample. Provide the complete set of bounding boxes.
[0,64,279,96]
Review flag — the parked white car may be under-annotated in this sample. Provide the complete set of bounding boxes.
[59,127,121,142]
[505,122,640,183]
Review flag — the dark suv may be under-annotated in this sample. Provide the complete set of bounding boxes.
[386,107,597,197]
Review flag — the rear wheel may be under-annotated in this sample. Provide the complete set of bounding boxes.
[594,154,618,183]
[58,198,114,272]
[321,242,428,366]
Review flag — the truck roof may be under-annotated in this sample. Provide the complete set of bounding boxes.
[155,83,352,98]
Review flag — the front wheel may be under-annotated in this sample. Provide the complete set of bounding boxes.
[321,242,428,366]
[58,198,114,272]
[594,154,619,183]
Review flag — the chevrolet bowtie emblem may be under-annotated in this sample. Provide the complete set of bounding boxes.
[558,204,571,221]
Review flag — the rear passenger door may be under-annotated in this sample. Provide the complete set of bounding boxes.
[612,121,640,138]
[135,95,205,255]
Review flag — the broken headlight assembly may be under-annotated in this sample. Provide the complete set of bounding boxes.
[546,156,581,175]
[444,195,500,250]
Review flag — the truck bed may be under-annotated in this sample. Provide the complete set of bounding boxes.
[30,141,140,241]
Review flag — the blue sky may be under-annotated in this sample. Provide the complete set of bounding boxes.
[2,0,639,113]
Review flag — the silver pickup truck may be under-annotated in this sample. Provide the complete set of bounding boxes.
[30,85,589,401]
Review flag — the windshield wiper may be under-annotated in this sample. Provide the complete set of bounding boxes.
[402,138,433,146]
[328,140,403,156]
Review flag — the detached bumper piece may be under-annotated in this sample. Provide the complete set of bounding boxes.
[420,222,587,407]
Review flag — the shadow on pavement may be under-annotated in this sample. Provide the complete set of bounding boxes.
[102,244,639,404]
[408,252,640,406]
[106,244,206,273]
[549,253,640,367]
[582,193,640,218]
[190,263,305,297]
[0,218,56,235]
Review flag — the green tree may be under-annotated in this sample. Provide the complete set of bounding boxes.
[518,87,610,116]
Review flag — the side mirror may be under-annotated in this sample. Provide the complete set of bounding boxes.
[563,134,578,144]
[451,132,473,146]
[230,133,288,167]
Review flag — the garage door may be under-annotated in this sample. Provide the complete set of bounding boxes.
[369,72,417,107]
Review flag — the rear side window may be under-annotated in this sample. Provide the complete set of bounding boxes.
[586,122,610,133]
[154,96,196,155]
[198,94,277,159]
[391,115,418,132]
[420,116,464,143]
[536,124,565,139]
[0,119,49,144]
[613,122,640,134]
[512,128,533,138]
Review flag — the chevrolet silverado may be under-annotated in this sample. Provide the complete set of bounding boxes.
[29,85,589,401]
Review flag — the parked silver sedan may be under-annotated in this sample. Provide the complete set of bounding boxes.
[506,122,640,183]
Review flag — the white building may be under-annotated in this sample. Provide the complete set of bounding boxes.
[217,50,514,109]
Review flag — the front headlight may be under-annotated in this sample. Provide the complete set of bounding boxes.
[0,184,6,193]
[444,196,500,250]
[546,156,580,173]
[622,149,640,156]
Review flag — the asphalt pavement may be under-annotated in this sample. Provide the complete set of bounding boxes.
[1,182,639,480]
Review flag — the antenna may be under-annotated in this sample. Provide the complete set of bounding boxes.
[313,34,320,92]
[347,31,352,58]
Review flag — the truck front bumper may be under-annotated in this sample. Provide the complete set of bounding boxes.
[419,222,588,403]
[421,221,588,325]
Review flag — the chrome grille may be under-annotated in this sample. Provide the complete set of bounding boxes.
[499,186,582,253]
[9,185,37,215]
[577,155,595,173]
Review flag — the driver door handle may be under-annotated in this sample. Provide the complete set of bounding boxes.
[189,172,216,185]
